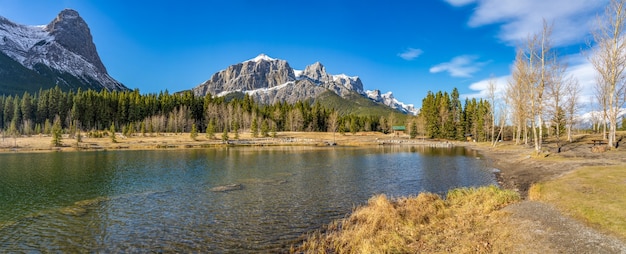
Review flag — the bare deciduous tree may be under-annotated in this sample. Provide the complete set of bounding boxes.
[487,77,497,146]
[545,59,568,152]
[523,20,554,153]
[589,0,626,148]
[507,48,531,145]
[564,78,581,142]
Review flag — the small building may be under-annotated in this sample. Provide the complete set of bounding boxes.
[392,126,406,136]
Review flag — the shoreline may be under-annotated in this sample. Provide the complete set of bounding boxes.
[0,132,455,154]
[3,132,625,252]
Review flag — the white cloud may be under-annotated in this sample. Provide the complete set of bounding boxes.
[461,75,509,99]
[564,53,597,105]
[429,55,487,77]
[443,0,476,7]
[398,48,423,60]
[448,0,608,46]
[463,53,597,105]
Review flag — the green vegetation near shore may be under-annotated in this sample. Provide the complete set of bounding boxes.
[294,186,520,253]
[529,165,626,239]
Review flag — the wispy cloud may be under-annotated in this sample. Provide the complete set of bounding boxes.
[429,55,487,77]
[445,0,607,46]
[462,75,509,99]
[398,48,423,60]
[564,53,597,104]
[463,54,597,104]
[443,0,476,7]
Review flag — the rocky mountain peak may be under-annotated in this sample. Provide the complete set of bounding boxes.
[0,9,126,93]
[246,53,276,63]
[302,62,331,83]
[45,9,106,73]
[193,54,294,96]
[191,54,417,115]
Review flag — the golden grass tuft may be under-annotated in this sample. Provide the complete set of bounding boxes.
[294,186,520,253]
[529,165,626,239]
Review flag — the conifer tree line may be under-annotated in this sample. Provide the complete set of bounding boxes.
[417,88,493,141]
[0,87,401,137]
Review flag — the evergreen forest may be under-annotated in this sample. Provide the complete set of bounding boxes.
[0,86,506,142]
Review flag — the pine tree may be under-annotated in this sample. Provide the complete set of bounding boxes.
[206,119,215,139]
[410,120,418,139]
[110,122,117,143]
[140,122,146,137]
[261,120,269,137]
[190,123,198,141]
[350,117,358,135]
[232,121,239,140]
[221,128,229,142]
[251,118,259,138]
[44,119,52,135]
[51,116,62,147]
[270,124,277,138]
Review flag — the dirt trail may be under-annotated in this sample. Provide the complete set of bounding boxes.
[470,136,626,253]
[506,201,626,253]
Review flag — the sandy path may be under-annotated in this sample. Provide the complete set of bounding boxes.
[469,137,626,253]
[506,201,626,253]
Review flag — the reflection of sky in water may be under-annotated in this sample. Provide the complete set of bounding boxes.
[0,146,495,252]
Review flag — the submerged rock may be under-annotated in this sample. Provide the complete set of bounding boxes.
[210,184,244,192]
[59,206,88,217]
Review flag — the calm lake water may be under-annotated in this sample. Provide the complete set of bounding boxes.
[0,146,495,252]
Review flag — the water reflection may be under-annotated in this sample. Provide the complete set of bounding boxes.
[0,146,495,252]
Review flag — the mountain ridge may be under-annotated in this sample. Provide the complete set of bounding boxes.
[0,9,126,95]
[192,54,418,115]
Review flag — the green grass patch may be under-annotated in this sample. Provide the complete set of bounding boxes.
[529,165,626,239]
[294,186,520,253]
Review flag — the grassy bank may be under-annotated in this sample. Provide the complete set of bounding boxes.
[293,186,520,253]
[529,165,626,239]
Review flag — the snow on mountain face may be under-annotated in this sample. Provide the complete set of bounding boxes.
[576,108,626,128]
[192,54,417,114]
[0,17,53,64]
[366,89,419,115]
[0,9,126,91]
[244,53,276,63]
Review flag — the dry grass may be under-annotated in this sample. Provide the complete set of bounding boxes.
[0,131,402,153]
[529,165,626,239]
[294,186,520,254]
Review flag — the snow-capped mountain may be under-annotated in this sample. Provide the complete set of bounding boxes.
[0,9,126,93]
[192,54,417,114]
[576,108,626,128]
[366,90,419,115]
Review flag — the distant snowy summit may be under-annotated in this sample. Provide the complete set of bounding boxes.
[0,9,126,93]
[366,90,419,115]
[192,54,417,115]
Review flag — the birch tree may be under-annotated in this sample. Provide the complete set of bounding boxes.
[487,77,497,146]
[564,78,581,142]
[589,0,626,148]
[507,48,530,145]
[526,21,554,153]
[545,60,568,152]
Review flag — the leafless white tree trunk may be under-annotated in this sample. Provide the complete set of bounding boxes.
[590,0,626,148]
[507,48,531,145]
[564,78,581,142]
[523,21,554,153]
[545,59,570,151]
[487,77,497,146]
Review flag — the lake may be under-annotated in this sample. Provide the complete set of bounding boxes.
[0,145,496,252]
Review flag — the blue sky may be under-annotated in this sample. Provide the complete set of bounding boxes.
[0,0,609,108]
